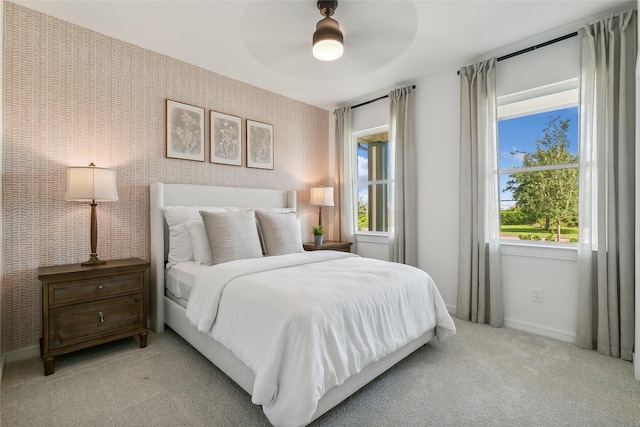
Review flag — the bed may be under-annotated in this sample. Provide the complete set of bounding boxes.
[149,182,455,427]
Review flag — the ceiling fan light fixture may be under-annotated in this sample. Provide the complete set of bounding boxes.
[312,1,343,61]
[313,38,344,61]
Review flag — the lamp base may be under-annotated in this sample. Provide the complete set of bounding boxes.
[81,254,107,266]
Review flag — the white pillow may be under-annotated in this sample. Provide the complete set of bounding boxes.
[254,207,296,214]
[255,211,304,256]
[187,219,212,265]
[165,222,193,265]
[163,207,200,265]
[163,206,239,265]
[200,211,263,265]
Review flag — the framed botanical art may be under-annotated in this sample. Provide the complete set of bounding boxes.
[166,100,205,161]
[246,120,274,170]
[210,111,242,166]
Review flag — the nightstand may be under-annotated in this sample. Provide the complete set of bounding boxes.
[303,241,353,253]
[37,258,149,375]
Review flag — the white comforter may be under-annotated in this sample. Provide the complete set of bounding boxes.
[185,251,456,427]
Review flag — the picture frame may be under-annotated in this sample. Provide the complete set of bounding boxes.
[246,120,274,170]
[166,100,205,161]
[210,111,242,166]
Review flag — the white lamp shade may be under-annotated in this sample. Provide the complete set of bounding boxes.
[313,39,344,61]
[310,187,334,207]
[65,165,118,202]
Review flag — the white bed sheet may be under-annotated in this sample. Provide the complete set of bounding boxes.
[165,260,210,300]
[182,251,456,427]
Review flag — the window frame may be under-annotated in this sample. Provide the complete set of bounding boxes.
[352,124,390,235]
[497,79,579,247]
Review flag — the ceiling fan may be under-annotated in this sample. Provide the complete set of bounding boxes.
[312,1,344,61]
[239,1,417,79]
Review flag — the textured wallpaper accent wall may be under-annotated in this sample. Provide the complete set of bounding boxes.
[2,2,329,352]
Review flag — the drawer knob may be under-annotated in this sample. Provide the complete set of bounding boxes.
[98,285,103,290]
[98,311,104,323]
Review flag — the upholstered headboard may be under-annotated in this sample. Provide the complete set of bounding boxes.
[149,182,297,332]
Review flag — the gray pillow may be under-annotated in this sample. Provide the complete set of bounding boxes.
[255,211,304,256]
[199,211,263,264]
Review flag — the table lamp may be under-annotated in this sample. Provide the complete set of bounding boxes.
[309,185,334,227]
[65,163,118,266]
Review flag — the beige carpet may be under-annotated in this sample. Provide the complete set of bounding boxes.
[2,318,639,426]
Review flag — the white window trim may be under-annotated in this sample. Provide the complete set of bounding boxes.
[498,78,578,118]
[353,125,390,235]
[498,79,579,248]
[501,241,577,261]
[501,163,578,175]
[354,231,389,241]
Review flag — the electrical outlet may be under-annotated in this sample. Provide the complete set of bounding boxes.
[532,288,543,303]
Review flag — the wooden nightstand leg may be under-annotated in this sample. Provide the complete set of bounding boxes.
[139,332,148,348]
[43,357,55,376]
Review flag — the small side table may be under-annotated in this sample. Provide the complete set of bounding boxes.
[303,241,353,253]
[38,258,149,375]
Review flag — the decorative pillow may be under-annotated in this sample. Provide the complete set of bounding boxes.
[186,219,212,265]
[163,206,239,265]
[255,211,304,256]
[200,210,263,264]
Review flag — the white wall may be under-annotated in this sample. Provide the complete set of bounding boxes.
[401,29,582,339]
[349,81,463,302]
[352,98,388,133]
[501,245,579,341]
[341,4,637,361]
[496,35,581,341]
[414,71,461,311]
[496,36,579,96]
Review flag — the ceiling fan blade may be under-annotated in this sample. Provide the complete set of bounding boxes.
[240,1,418,80]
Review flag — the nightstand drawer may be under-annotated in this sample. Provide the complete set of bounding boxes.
[48,272,144,306]
[48,294,144,351]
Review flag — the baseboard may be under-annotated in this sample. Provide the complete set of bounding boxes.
[503,317,575,343]
[446,304,456,315]
[4,345,40,364]
[444,305,575,343]
[634,352,639,381]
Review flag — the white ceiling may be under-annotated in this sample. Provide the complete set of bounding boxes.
[15,0,634,110]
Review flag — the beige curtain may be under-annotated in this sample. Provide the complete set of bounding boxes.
[334,107,355,246]
[388,86,417,265]
[456,58,503,327]
[576,9,637,361]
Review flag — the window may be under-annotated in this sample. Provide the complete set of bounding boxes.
[353,126,389,233]
[498,81,579,244]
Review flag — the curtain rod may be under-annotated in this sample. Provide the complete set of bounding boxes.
[497,31,578,61]
[457,31,578,74]
[351,85,417,109]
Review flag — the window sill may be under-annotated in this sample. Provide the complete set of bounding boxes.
[355,232,388,243]
[500,241,577,261]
